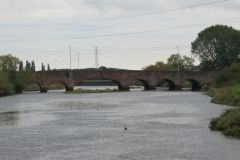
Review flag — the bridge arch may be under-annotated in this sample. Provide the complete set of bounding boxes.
[130,79,153,90]
[46,79,73,92]
[24,81,42,92]
[157,79,177,91]
[183,79,201,91]
[75,78,128,91]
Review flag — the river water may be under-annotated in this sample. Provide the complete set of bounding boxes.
[0,89,240,160]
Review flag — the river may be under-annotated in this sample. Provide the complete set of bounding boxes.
[0,89,240,160]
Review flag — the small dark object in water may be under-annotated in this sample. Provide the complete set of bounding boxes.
[124,127,128,131]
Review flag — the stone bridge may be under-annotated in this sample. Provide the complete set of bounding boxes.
[33,70,214,93]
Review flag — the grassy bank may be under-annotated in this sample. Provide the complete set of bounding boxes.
[208,63,240,138]
[24,83,65,92]
[209,85,240,107]
[0,71,34,96]
[66,88,119,94]
[209,86,240,139]
[210,109,240,138]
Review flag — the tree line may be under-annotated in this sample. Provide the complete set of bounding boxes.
[144,25,240,72]
[143,54,196,71]
[0,54,51,96]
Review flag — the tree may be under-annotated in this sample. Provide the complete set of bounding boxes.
[0,72,15,96]
[143,54,195,71]
[191,25,240,70]
[25,60,31,71]
[31,61,35,72]
[182,56,195,71]
[47,64,50,71]
[19,61,24,71]
[143,61,174,71]
[214,63,240,87]
[0,55,20,71]
[167,54,194,71]
[167,54,184,70]
[41,63,45,71]
[0,54,35,95]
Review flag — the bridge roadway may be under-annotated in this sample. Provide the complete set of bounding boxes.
[33,70,214,93]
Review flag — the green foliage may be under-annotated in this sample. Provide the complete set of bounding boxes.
[24,83,64,92]
[167,54,195,71]
[0,72,15,96]
[143,54,195,71]
[48,83,65,90]
[41,63,45,71]
[31,61,36,72]
[143,61,174,71]
[24,84,40,91]
[25,60,31,71]
[191,25,240,70]
[209,85,240,107]
[167,54,183,69]
[14,72,34,93]
[0,54,35,96]
[210,109,240,138]
[182,81,192,89]
[0,55,20,71]
[214,63,240,87]
[19,61,24,71]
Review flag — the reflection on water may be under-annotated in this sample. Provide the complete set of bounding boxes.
[0,111,19,126]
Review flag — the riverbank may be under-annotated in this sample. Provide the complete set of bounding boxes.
[208,86,240,138]
[208,64,240,139]
[210,109,240,138]
[209,85,240,107]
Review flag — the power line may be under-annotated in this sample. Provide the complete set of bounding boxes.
[0,16,239,42]
[0,44,190,54]
[51,0,232,26]
[71,17,240,39]
[3,45,191,56]
[103,0,231,21]
[0,0,229,16]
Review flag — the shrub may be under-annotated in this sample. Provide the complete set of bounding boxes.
[0,72,15,96]
[209,85,240,107]
[210,109,240,138]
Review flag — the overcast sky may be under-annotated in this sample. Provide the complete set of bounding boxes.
[0,0,240,70]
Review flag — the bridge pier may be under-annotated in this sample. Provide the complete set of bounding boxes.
[175,85,182,91]
[40,87,48,93]
[66,87,74,92]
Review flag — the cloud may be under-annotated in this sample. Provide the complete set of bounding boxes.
[0,0,239,70]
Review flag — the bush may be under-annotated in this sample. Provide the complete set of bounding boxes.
[209,85,240,107]
[210,109,240,138]
[0,72,15,96]
[215,63,240,87]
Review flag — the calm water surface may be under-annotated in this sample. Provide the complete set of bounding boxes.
[0,89,240,160]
